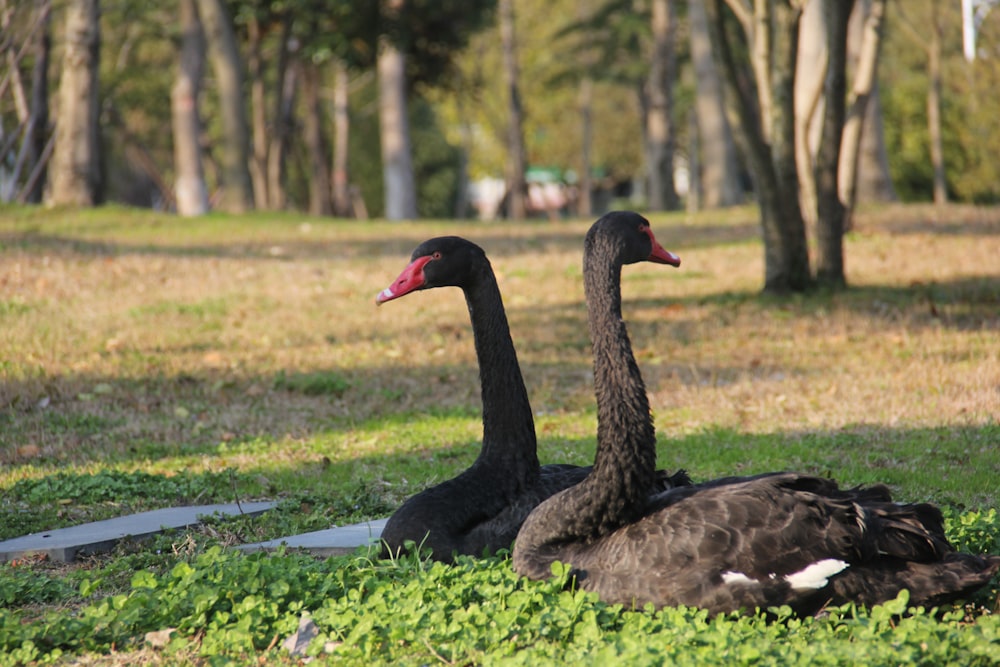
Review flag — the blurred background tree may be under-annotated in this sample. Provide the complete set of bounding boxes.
[1,0,999,288]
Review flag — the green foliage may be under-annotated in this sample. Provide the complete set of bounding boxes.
[410,99,463,219]
[273,370,351,397]
[0,299,31,317]
[946,508,1000,555]
[0,566,78,607]
[6,470,240,507]
[879,1,1000,203]
[0,470,251,539]
[1,541,998,665]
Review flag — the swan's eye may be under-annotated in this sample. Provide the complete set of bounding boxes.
[432,251,442,260]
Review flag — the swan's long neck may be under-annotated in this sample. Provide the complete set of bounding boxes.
[582,238,657,525]
[516,237,656,544]
[464,263,540,488]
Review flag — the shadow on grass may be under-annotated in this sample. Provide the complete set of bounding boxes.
[508,273,1000,334]
[0,217,761,263]
[859,204,1000,236]
[2,421,997,542]
[0,351,809,469]
[3,202,997,264]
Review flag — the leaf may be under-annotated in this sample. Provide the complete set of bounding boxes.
[131,570,158,590]
[79,578,100,597]
[882,589,911,616]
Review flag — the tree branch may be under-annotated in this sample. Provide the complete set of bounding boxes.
[723,0,753,35]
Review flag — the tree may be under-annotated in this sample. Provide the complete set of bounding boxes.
[839,0,893,225]
[813,0,855,287]
[331,60,352,217]
[301,60,332,216]
[499,0,527,219]
[171,0,209,216]
[707,0,811,293]
[688,0,742,209]
[893,0,947,204]
[24,0,52,204]
[925,0,947,205]
[378,16,417,220]
[49,0,102,206]
[645,0,680,211]
[793,0,825,228]
[266,26,296,212]
[197,0,253,213]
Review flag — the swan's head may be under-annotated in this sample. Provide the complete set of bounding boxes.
[586,211,681,267]
[376,236,488,305]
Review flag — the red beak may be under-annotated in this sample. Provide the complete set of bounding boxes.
[375,255,434,305]
[643,227,681,267]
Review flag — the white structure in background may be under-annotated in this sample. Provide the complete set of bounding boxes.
[468,169,572,220]
[964,0,999,61]
[468,177,506,220]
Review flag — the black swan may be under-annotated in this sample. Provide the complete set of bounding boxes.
[375,235,690,561]
[512,211,1000,615]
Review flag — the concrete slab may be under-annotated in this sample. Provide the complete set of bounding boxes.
[238,517,388,557]
[0,501,276,563]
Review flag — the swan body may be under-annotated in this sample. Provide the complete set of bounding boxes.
[512,211,999,614]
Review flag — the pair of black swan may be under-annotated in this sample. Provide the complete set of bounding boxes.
[375,234,688,561]
[509,211,999,614]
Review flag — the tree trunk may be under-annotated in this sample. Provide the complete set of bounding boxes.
[331,59,351,217]
[750,0,773,144]
[768,2,811,292]
[709,0,811,293]
[687,111,701,211]
[301,60,332,217]
[453,70,473,219]
[267,18,294,211]
[578,75,594,218]
[646,0,679,211]
[689,0,742,209]
[927,0,947,204]
[49,0,101,206]
[377,36,417,220]
[854,81,895,203]
[246,16,269,209]
[171,0,208,216]
[839,0,891,227]
[794,0,827,229]
[2,5,30,125]
[25,0,52,204]
[197,0,253,213]
[814,0,854,288]
[499,0,527,220]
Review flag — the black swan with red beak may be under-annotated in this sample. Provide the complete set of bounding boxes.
[375,234,688,561]
[512,211,1000,614]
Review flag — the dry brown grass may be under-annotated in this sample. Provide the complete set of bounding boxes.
[1,203,998,508]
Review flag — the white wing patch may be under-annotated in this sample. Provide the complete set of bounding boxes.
[721,571,757,586]
[784,559,849,590]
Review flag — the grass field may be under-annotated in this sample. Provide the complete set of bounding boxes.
[1,203,999,664]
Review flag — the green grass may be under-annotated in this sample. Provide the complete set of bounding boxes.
[1,202,999,663]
